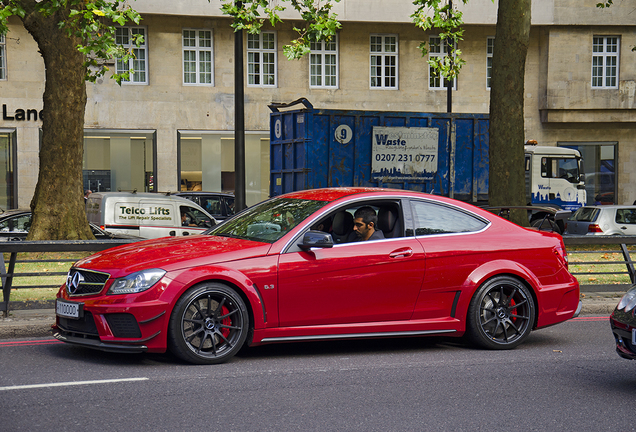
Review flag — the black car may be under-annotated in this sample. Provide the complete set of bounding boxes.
[0,210,143,241]
[171,191,235,221]
[610,285,636,360]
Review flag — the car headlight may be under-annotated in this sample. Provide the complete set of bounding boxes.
[108,269,166,295]
[617,286,636,313]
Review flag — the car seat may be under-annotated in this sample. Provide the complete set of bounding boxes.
[377,206,401,238]
[331,211,354,244]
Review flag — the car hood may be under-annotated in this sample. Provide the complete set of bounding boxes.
[74,234,272,276]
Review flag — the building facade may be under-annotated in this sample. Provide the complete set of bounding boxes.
[0,0,634,209]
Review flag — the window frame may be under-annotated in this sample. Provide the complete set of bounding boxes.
[592,35,620,89]
[0,34,6,80]
[370,34,398,90]
[115,26,149,85]
[429,35,457,90]
[247,31,277,88]
[182,28,214,86]
[309,35,339,89]
[486,36,494,90]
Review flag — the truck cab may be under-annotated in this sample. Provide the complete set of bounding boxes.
[524,142,586,212]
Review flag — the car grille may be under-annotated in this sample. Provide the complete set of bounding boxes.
[105,314,142,338]
[66,268,110,296]
[58,311,99,337]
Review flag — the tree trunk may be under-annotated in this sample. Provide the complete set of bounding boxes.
[488,0,531,227]
[20,4,94,240]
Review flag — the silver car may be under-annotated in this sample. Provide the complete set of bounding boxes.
[565,205,636,235]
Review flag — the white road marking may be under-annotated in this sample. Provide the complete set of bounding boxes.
[0,377,148,391]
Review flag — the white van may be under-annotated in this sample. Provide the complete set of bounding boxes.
[86,192,217,239]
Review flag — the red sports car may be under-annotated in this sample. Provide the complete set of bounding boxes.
[53,188,581,364]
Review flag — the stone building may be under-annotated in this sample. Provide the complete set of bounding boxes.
[0,0,633,208]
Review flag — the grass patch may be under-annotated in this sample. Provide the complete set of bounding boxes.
[3,252,90,303]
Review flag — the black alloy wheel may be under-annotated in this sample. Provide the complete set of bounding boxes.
[168,283,249,364]
[466,276,535,350]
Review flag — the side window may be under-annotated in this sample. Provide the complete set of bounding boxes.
[411,200,487,235]
[616,209,636,225]
[327,201,404,243]
[201,197,221,215]
[180,206,213,228]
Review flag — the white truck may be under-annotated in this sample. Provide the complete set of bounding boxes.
[524,141,586,212]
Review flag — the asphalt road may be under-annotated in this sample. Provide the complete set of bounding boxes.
[0,316,632,432]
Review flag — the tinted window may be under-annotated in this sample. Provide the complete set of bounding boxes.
[410,201,487,235]
[616,209,636,225]
[570,207,599,222]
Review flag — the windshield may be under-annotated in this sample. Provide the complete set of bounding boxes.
[208,197,328,243]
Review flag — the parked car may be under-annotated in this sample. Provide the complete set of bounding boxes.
[53,187,581,365]
[0,210,143,241]
[171,191,235,221]
[565,205,636,235]
[610,285,636,360]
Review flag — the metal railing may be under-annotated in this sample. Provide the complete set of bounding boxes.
[0,236,635,317]
[562,235,636,292]
[0,240,139,317]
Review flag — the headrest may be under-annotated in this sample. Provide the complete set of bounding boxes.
[377,207,397,232]
[332,211,353,235]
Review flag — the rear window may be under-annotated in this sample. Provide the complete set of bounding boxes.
[570,207,599,222]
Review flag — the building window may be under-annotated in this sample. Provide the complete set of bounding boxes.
[310,36,338,88]
[429,36,456,90]
[0,129,16,209]
[115,27,148,84]
[0,34,6,80]
[83,131,156,193]
[183,29,213,85]
[486,37,494,89]
[247,32,276,87]
[370,34,398,89]
[592,36,619,89]
[178,131,270,206]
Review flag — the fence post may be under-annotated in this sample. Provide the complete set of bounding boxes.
[620,243,636,284]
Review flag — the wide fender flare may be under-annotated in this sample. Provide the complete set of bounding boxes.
[461,259,541,307]
[162,265,267,329]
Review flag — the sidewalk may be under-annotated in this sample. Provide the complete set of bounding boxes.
[0,292,623,340]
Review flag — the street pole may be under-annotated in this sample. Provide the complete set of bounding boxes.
[234,23,246,211]
[447,0,453,114]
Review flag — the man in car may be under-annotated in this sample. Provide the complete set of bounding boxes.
[353,206,384,241]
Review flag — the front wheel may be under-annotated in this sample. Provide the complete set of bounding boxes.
[168,283,249,364]
[466,276,535,350]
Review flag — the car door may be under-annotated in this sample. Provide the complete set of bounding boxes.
[277,202,425,327]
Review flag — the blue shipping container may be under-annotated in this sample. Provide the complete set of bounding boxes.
[269,99,489,203]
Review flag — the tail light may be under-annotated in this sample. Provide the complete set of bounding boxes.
[587,224,603,233]
[554,243,568,269]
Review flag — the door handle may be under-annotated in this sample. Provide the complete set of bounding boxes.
[389,248,413,259]
[169,231,176,236]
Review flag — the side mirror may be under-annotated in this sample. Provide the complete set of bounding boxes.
[298,230,334,251]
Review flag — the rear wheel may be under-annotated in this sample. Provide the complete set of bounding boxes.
[168,283,249,364]
[466,276,535,350]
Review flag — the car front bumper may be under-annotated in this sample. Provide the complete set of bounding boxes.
[610,313,636,360]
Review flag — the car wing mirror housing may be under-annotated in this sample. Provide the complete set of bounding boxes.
[298,230,334,251]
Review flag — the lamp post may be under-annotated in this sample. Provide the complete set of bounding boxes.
[234,3,246,212]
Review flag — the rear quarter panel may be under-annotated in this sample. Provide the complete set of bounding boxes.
[413,222,578,329]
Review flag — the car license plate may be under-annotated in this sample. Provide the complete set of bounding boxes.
[632,329,636,346]
[56,299,83,320]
